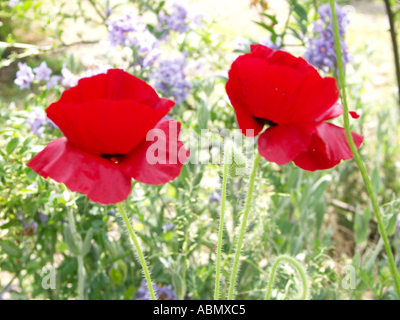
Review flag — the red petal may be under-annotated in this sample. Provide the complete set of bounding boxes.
[226,59,264,137]
[27,138,131,205]
[293,122,364,171]
[47,99,172,156]
[315,102,343,121]
[226,45,339,127]
[249,44,275,59]
[349,111,360,119]
[257,123,317,165]
[119,120,189,185]
[59,69,166,109]
[267,49,311,72]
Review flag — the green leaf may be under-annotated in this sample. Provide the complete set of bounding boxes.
[252,21,275,34]
[386,213,398,236]
[261,13,278,25]
[6,137,20,155]
[0,240,22,257]
[294,3,308,21]
[294,16,307,35]
[288,27,303,41]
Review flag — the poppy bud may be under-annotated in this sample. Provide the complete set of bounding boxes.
[225,141,247,178]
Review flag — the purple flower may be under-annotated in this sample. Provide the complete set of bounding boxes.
[129,31,161,68]
[135,281,178,300]
[26,108,47,137]
[158,3,190,34]
[33,61,52,81]
[14,62,34,90]
[38,213,49,223]
[107,13,161,68]
[210,190,222,204]
[108,210,115,216]
[23,220,38,234]
[8,0,19,7]
[61,64,78,87]
[105,7,112,17]
[141,46,161,68]
[163,222,175,231]
[151,56,191,104]
[47,75,61,89]
[106,12,146,47]
[260,36,282,50]
[189,13,205,30]
[304,3,351,71]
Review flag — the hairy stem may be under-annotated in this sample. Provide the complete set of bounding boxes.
[181,229,189,300]
[214,142,230,300]
[330,0,400,298]
[77,256,85,300]
[117,202,156,300]
[265,255,308,300]
[227,152,261,300]
[66,208,85,300]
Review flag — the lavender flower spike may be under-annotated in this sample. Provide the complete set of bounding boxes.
[151,55,191,104]
[304,3,352,72]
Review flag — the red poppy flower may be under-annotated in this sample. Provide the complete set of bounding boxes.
[225,44,363,171]
[27,69,188,204]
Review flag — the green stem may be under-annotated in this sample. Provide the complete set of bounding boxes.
[214,142,230,300]
[117,202,156,300]
[181,230,189,300]
[383,0,400,107]
[330,0,400,298]
[66,207,85,300]
[227,152,261,300]
[77,256,85,300]
[265,255,308,300]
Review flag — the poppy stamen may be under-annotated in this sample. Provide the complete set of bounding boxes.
[253,117,278,127]
[101,153,125,164]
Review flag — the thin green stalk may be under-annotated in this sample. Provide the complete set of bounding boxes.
[265,255,308,300]
[383,0,400,107]
[227,152,261,300]
[330,0,400,298]
[117,202,156,300]
[77,256,85,300]
[214,142,230,300]
[181,230,189,300]
[66,208,85,300]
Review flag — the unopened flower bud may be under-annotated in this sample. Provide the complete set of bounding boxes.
[225,141,247,178]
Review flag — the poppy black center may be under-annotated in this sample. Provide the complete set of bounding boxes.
[253,117,278,127]
[101,153,125,164]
